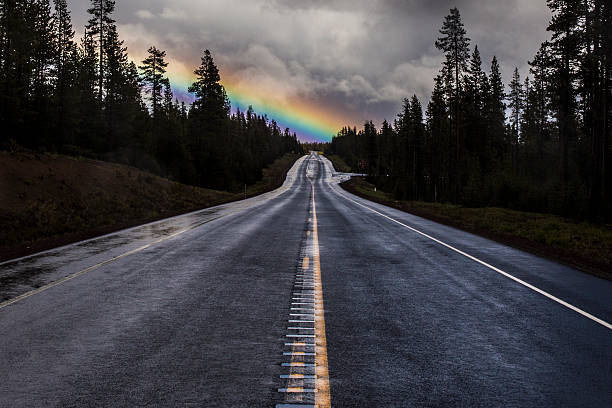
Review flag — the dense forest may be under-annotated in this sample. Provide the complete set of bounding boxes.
[0,0,302,191]
[327,2,611,222]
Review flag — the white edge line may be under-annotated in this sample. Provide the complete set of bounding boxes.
[0,214,228,310]
[0,156,313,308]
[0,155,310,267]
[323,161,612,331]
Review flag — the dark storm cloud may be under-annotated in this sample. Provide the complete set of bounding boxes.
[70,0,551,125]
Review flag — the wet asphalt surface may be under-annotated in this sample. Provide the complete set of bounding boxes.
[1,153,611,407]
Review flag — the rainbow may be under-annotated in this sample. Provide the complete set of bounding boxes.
[224,83,339,143]
[164,59,346,143]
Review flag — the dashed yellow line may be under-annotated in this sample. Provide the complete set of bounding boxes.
[302,257,310,270]
[311,183,331,408]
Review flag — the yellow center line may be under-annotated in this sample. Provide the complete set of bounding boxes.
[302,257,310,271]
[312,182,331,408]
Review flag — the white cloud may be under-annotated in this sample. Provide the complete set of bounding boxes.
[160,7,187,20]
[135,10,154,20]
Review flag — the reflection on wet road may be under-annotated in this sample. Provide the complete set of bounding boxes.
[0,159,304,304]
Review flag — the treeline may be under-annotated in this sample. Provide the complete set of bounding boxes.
[0,0,302,191]
[328,3,611,222]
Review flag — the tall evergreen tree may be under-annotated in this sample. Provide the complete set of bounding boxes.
[486,56,506,162]
[464,45,489,171]
[508,67,524,173]
[51,0,78,146]
[85,0,115,101]
[139,46,168,120]
[546,0,582,185]
[426,74,450,202]
[188,49,230,187]
[435,7,470,202]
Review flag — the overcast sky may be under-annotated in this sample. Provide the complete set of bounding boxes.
[71,0,552,138]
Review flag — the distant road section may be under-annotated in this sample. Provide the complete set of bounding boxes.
[1,153,611,407]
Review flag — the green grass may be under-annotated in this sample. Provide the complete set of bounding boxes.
[343,176,612,280]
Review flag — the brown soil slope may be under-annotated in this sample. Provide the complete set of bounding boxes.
[0,150,298,261]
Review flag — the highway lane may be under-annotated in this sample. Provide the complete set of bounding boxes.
[0,152,611,407]
[313,155,612,407]
[0,155,314,406]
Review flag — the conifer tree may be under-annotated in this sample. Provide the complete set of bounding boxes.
[435,7,470,201]
[86,0,115,101]
[486,56,506,162]
[464,45,489,171]
[426,74,450,202]
[508,68,523,141]
[51,0,78,145]
[546,0,581,185]
[409,95,425,200]
[139,46,168,120]
[189,49,229,116]
[508,68,524,173]
[188,49,230,187]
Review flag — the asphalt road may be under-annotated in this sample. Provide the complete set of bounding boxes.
[1,152,611,407]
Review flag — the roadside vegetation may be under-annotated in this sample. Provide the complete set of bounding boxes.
[327,4,612,224]
[0,0,303,192]
[324,154,352,173]
[0,149,300,262]
[341,176,612,281]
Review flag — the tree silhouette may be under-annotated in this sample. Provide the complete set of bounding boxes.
[86,0,115,102]
[436,7,470,201]
[139,46,168,120]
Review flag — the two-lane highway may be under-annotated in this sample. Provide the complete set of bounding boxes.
[1,152,611,407]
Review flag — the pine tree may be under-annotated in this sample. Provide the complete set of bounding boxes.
[528,42,553,153]
[508,68,524,140]
[52,0,75,84]
[426,74,450,202]
[27,0,55,146]
[77,27,101,149]
[547,0,582,185]
[188,49,230,187]
[188,49,229,115]
[162,78,173,118]
[139,46,168,120]
[104,24,126,107]
[51,0,78,146]
[486,56,506,162]
[464,45,490,172]
[409,95,425,200]
[435,7,470,202]
[508,67,524,173]
[86,0,115,101]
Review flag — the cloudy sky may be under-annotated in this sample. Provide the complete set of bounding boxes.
[72,0,552,142]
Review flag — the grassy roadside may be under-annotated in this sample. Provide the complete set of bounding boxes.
[0,150,300,262]
[324,154,352,173]
[341,176,612,281]
[245,153,302,197]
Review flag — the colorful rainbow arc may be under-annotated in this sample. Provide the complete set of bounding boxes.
[166,67,343,143]
[225,86,337,143]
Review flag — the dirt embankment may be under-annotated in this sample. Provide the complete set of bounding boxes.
[0,150,299,262]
